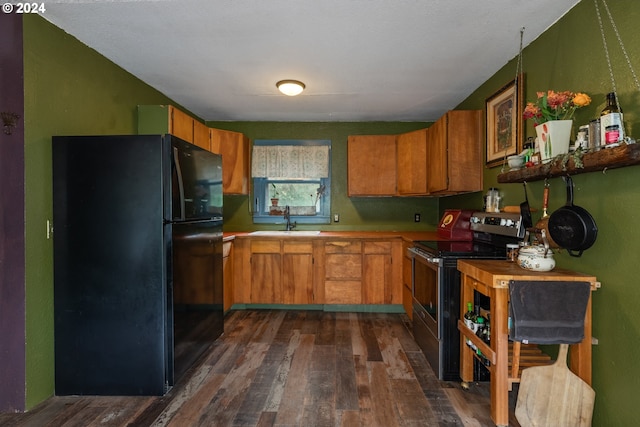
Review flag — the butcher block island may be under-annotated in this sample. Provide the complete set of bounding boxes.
[456,259,599,427]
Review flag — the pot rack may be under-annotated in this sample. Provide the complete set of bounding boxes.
[498,0,640,184]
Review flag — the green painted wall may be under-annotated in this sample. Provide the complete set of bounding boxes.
[18,16,438,409]
[207,121,442,232]
[22,15,176,408]
[18,1,640,423]
[455,1,640,425]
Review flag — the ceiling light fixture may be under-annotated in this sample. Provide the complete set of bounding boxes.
[276,79,305,96]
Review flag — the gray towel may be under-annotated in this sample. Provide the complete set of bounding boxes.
[509,280,591,344]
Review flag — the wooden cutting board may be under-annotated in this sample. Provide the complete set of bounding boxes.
[516,344,595,427]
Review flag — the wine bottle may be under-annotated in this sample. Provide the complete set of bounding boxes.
[464,302,474,330]
[484,320,491,344]
[475,316,486,343]
[600,92,624,146]
[473,305,484,332]
[464,302,475,347]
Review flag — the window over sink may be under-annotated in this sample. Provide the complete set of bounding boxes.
[252,140,331,225]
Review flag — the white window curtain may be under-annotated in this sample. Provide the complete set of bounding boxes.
[251,145,329,178]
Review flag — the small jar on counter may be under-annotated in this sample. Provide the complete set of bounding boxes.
[484,188,501,213]
[506,244,519,262]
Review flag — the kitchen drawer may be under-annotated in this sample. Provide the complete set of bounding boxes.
[324,240,362,254]
[283,241,313,253]
[325,281,362,304]
[251,240,281,253]
[325,254,362,280]
[363,241,392,254]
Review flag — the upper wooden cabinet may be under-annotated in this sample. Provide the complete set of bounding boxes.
[193,120,211,151]
[168,106,194,144]
[138,105,251,195]
[397,128,428,195]
[210,128,250,195]
[348,111,481,198]
[347,135,397,196]
[427,110,483,194]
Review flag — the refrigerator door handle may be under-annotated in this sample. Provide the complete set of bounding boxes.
[172,146,186,221]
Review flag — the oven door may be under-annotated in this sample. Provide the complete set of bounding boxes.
[408,247,443,378]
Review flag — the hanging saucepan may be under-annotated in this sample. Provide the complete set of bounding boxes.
[548,176,598,257]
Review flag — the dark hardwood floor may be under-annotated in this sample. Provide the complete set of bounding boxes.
[0,310,521,426]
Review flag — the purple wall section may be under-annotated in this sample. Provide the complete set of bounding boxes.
[0,13,26,412]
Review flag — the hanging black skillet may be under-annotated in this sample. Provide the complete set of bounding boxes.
[548,176,598,257]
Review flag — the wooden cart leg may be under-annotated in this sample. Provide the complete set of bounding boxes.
[460,274,475,386]
[491,288,510,427]
[510,341,521,391]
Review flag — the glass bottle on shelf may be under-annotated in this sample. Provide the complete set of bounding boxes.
[464,302,475,330]
[464,302,475,348]
[600,92,624,146]
[475,316,487,343]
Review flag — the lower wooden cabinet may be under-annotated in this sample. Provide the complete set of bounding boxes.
[233,236,403,306]
[234,238,316,304]
[324,240,363,304]
[324,238,401,305]
[222,240,234,312]
[402,241,413,319]
[363,241,391,304]
[250,240,282,304]
[282,241,315,304]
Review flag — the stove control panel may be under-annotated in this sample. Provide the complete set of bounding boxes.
[469,212,524,238]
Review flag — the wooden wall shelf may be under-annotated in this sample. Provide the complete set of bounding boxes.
[497,143,640,183]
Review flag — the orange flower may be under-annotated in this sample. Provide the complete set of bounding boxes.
[523,90,591,125]
[572,92,592,107]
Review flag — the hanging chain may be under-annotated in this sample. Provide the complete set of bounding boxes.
[502,27,525,172]
[600,0,640,92]
[594,0,618,105]
[514,27,525,86]
[594,0,640,110]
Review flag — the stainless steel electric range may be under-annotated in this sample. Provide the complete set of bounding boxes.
[407,211,525,381]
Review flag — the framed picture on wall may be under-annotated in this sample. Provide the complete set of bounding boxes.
[485,74,524,168]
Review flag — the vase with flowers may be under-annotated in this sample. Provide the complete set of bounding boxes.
[523,90,591,162]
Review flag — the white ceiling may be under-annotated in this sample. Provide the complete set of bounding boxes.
[41,0,581,122]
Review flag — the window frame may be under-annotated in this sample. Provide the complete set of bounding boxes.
[252,139,331,225]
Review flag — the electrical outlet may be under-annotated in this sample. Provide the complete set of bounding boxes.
[334,214,339,222]
[414,213,421,222]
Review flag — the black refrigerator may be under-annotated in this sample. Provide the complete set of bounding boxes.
[52,134,223,396]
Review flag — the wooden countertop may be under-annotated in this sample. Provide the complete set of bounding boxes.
[224,231,440,242]
[457,259,600,290]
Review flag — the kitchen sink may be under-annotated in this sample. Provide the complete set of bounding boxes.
[248,230,322,236]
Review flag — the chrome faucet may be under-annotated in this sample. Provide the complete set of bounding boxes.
[284,206,296,231]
